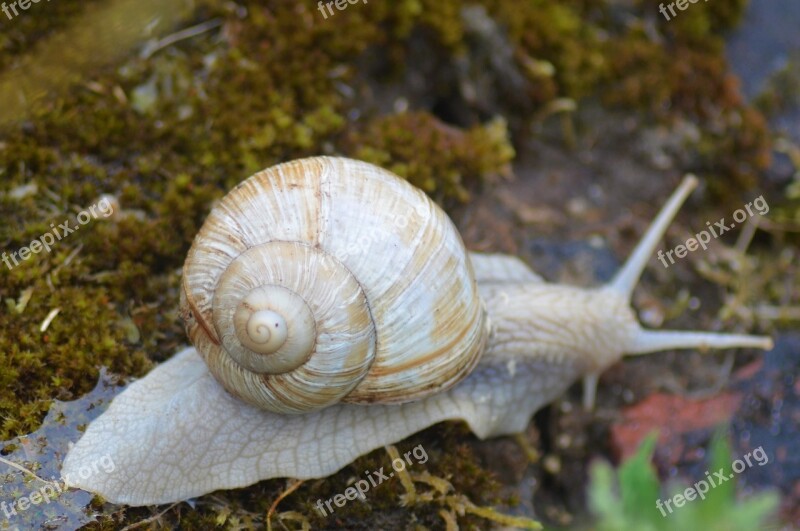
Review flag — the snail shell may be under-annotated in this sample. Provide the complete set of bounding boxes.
[179,157,488,414]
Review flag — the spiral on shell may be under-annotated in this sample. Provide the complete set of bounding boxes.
[180,157,487,414]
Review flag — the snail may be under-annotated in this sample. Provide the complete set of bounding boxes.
[62,156,772,506]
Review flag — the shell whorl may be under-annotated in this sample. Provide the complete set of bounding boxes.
[235,306,289,357]
[208,241,377,413]
[180,157,487,414]
[226,284,314,371]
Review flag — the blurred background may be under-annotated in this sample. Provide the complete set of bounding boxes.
[0,0,798,529]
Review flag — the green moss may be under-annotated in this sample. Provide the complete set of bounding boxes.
[349,111,514,203]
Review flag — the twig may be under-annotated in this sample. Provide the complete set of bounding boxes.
[267,479,305,531]
[40,308,61,332]
[140,18,223,59]
[120,502,179,530]
[0,455,53,485]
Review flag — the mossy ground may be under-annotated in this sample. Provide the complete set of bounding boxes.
[0,0,796,528]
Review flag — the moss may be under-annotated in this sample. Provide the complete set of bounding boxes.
[348,111,514,203]
[486,0,607,102]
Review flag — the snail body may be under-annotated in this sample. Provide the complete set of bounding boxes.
[64,157,773,505]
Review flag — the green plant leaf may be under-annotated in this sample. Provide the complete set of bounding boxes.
[619,431,662,525]
[586,429,780,531]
